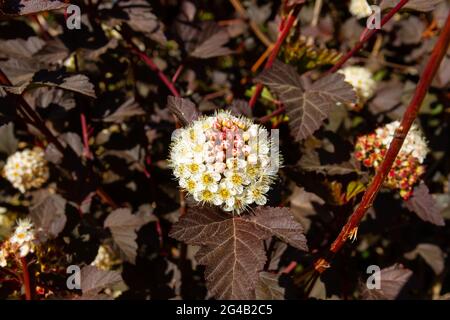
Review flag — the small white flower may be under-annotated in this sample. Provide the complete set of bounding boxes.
[169,110,281,213]
[213,183,236,207]
[349,0,373,19]
[3,148,49,193]
[180,177,201,194]
[339,66,376,105]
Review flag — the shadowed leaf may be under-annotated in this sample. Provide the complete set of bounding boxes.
[361,264,413,300]
[0,0,68,16]
[30,190,67,240]
[102,98,145,123]
[0,122,18,155]
[255,272,285,300]
[104,208,149,264]
[404,243,445,275]
[116,0,166,44]
[167,96,199,126]
[405,183,445,226]
[80,265,123,296]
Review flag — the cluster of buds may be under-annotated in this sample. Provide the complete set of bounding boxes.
[339,66,376,110]
[0,219,36,267]
[3,147,49,193]
[354,121,428,199]
[169,111,280,213]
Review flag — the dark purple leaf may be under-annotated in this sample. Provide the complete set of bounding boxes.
[0,0,68,16]
[255,272,285,300]
[405,183,445,226]
[404,243,445,275]
[361,264,413,300]
[167,96,199,126]
[256,60,356,141]
[30,189,67,241]
[169,206,307,299]
[104,208,149,264]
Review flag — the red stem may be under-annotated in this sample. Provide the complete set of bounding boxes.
[258,0,410,123]
[130,47,180,98]
[314,12,450,274]
[249,5,302,108]
[327,0,410,74]
[80,113,92,159]
[172,64,184,83]
[20,257,32,300]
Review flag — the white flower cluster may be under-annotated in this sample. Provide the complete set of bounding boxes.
[339,66,376,106]
[169,111,280,213]
[349,0,373,19]
[375,121,429,163]
[3,148,49,193]
[0,219,36,267]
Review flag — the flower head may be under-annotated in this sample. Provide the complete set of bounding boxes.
[0,218,36,266]
[3,147,49,193]
[354,121,428,199]
[10,219,36,257]
[339,66,376,109]
[169,111,280,213]
[349,0,373,19]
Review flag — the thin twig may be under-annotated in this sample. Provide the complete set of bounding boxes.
[249,5,302,108]
[313,12,450,274]
[229,0,273,47]
[74,53,93,159]
[327,0,409,74]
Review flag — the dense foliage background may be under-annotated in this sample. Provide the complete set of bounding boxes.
[0,0,449,300]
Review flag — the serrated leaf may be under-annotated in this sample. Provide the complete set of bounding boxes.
[175,8,232,60]
[405,183,445,226]
[361,264,413,300]
[0,0,68,16]
[0,37,45,58]
[255,272,285,300]
[116,0,166,44]
[80,265,123,296]
[102,98,145,123]
[250,207,308,251]
[104,208,148,264]
[190,22,233,59]
[32,71,96,98]
[169,206,307,299]
[256,60,356,141]
[167,96,199,126]
[404,243,445,275]
[30,190,67,240]
[0,122,18,155]
[381,0,444,12]
[24,87,76,110]
[0,58,41,85]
